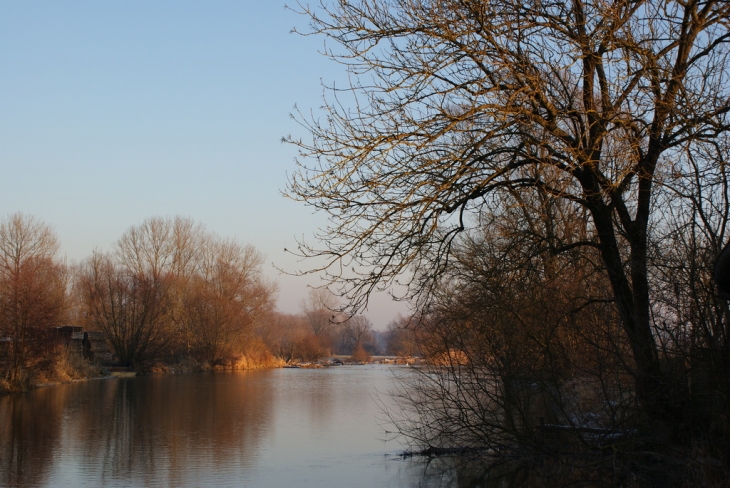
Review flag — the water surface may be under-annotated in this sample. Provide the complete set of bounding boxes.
[0,366,453,487]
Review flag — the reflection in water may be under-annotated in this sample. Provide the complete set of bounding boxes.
[0,386,68,486]
[73,373,274,485]
[0,366,490,487]
[0,372,275,487]
[414,455,534,488]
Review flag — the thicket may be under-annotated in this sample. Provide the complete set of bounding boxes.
[76,216,278,371]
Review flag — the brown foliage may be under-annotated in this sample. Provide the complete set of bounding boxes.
[78,217,277,370]
[0,214,66,385]
[182,239,275,365]
[350,342,371,362]
[79,252,171,369]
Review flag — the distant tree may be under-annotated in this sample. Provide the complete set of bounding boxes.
[297,333,329,362]
[0,213,66,383]
[115,216,206,354]
[261,312,309,362]
[350,342,372,362]
[165,216,207,353]
[385,315,419,358]
[117,215,205,283]
[299,288,347,356]
[301,288,341,336]
[80,217,195,368]
[341,315,373,355]
[80,216,278,369]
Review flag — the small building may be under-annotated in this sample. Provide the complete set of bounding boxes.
[56,326,85,357]
[83,331,114,364]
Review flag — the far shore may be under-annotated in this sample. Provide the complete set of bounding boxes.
[1,355,420,395]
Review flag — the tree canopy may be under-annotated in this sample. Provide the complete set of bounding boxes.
[286,0,730,420]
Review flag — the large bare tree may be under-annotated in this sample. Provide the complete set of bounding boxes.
[80,251,171,369]
[287,0,730,422]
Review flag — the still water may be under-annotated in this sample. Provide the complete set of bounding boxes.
[0,366,461,487]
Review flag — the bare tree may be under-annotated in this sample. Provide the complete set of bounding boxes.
[287,0,730,427]
[80,217,203,368]
[261,312,308,362]
[183,238,275,365]
[165,217,207,355]
[340,314,373,354]
[646,138,730,453]
[301,287,341,336]
[385,315,419,358]
[0,213,66,383]
[116,217,176,281]
[80,217,277,368]
[79,251,171,368]
[94,216,194,366]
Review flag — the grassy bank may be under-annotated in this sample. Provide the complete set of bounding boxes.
[146,353,287,374]
[1,340,290,394]
[0,347,108,394]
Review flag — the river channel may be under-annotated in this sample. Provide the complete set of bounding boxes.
[0,365,469,487]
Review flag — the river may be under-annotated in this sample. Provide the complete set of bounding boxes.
[0,365,466,487]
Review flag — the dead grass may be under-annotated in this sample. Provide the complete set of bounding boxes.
[0,345,107,394]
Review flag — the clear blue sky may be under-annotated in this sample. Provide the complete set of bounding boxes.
[0,1,408,328]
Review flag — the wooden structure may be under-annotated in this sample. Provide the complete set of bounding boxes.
[83,331,114,363]
[56,326,85,357]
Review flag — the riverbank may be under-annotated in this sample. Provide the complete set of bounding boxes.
[0,350,109,394]
[144,354,287,375]
[1,350,288,394]
[1,351,417,395]
[286,355,419,368]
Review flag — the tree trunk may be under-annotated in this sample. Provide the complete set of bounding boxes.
[589,198,676,425]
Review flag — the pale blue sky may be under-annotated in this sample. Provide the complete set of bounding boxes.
[0,1,408,328]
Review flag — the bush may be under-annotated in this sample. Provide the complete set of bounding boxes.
[351,343,371,362]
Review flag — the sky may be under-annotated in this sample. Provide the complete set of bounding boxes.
[0,1,409,329]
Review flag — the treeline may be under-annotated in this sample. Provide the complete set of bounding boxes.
[0,213,400,391]
[76,216,277,370]
[267,289,411,362]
